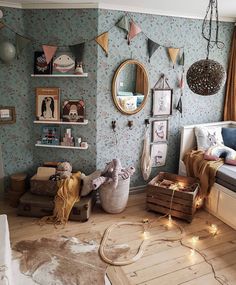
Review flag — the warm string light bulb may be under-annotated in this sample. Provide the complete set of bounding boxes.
[210,224,218,235]
[167,214,172,227]
[190,249,195,256]
[196,197,204,208]
[191,236,199,244]
[142,231,150,240]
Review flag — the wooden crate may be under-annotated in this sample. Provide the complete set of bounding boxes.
[146,172,199,222]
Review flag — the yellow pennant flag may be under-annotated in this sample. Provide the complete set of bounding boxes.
[168,47,180,66]
[95,32,109,56]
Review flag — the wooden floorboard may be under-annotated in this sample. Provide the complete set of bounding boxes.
[1,192,236,285]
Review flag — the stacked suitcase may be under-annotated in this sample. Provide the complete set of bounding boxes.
[17,175,96,222]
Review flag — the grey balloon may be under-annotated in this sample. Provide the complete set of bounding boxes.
[0,41,16,63]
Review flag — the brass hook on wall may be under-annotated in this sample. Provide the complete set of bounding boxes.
[111,120,117,132]
[128,120,133,130]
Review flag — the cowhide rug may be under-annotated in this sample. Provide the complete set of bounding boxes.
[13,236,130,285]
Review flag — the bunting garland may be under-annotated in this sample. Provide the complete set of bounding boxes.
[95,32,109,56]
[0,14,184,66]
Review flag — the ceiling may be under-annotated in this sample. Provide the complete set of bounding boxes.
[0,0,235,21]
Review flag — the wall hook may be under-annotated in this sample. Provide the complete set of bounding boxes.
[111,120,117,132]
[128,120,133,130]
[144,119,150,127]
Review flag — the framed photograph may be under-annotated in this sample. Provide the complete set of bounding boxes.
[151,143,168,167]
[36,88,60,121]
[62,100,85,122]
[34,51,52,75]
[0,106,16,124]
[41,126,60,145]
[53,52,75,74]
[152,119,168,142]
[152,89,173,116]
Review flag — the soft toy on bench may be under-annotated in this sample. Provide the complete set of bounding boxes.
[204,145,236,166]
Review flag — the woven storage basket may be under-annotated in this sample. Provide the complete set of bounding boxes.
[99,177,130,214]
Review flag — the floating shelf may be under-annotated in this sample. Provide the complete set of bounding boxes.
[35,144,88,150]
[33,119,88,125]
[31,73,88,78]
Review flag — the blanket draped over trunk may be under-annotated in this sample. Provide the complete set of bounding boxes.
[183,150,224,197]
[41,172,81,225]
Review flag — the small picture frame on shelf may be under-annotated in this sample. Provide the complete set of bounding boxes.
[62,100,85,122]
[151,143,168,167]
[152,119,168,142]
[53,52,75,74]
[152,89,173,116]
[36,88,60,121]
[41,126,60,145]
[34,51,52,75]
[0,106,16,124]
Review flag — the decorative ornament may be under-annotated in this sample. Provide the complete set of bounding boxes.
[186,0,226,96]
[95,32,109,56]
[0,41,16,63]
[168,47,180,68]
[147,38,160,61]
[42,45,57,64]
[69,42,85,63]
[16,34,31,59]
[116,15,129,38]
[128,21,142,45]
[74,62,84,75]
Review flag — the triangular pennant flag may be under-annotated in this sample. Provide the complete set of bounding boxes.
[168,47,180,67]
[69,42,85,62]
[179,72,185,89]
[116,16,129,36]
[16,34,31,59]
[128,21,142,45]
[42,45,58,64]
[0,22,5,30]
[95,32,109,56]
[147,38,160,61]
[176,97,183,117]
[179,52,185,66]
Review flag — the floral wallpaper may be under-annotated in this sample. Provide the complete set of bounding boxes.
[0,7,234,189]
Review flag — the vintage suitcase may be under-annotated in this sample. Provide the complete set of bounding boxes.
[17,191,96,222]
[30,175,58,197]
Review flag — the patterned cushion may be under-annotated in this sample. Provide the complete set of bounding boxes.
[204,145,236,166]
[195,126,224,151]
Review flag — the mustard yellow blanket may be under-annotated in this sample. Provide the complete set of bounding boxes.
[183,150,223,197]
[41,172,81,225]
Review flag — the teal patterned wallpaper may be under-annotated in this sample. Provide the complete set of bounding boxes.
[0,7,234,189]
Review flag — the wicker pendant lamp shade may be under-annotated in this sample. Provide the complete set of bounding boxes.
[186,0,225,96]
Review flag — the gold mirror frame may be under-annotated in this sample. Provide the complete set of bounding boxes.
[112,59,149,115]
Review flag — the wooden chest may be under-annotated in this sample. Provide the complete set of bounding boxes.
[146,172,199,222]
[18,191,96,222]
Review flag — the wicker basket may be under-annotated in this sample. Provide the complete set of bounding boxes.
[99,177,130,214]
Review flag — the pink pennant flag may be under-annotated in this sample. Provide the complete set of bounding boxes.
[179,72,185,89]
[42,45,58,64]
[128,21,142,44]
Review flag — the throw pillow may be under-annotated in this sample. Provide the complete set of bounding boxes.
[195,126,224,151]
[204,145,236,166]
[222,127,236,151]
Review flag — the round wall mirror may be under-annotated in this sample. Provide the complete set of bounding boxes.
[112,59,149,115]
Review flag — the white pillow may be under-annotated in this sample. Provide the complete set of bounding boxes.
[194,126,224,151]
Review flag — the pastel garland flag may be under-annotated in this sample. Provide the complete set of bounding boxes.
[95,32,109,56]
[69,42,85,62]
[42,45,58,64]
[116,15,129,38]
[16,34,31,59]
[179,51,185,66]
[147,38,160,61]
[128,21,142,45]
[168,47,180,67]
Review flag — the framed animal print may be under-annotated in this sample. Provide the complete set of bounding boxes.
[34,51,52,75]
[152,119,168,142]
[152,89,173,116]
[36,88,60,121]
[52,52,75,74]
[151,143,168,167]
[62,100,85,122]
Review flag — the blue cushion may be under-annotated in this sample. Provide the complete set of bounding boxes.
[222,128,236,150]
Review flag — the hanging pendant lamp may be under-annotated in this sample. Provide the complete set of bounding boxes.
[186,0,226,96]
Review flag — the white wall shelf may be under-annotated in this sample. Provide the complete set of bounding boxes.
[35,144,88,150]
[33,120,88,125]
[31,73,88,78]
